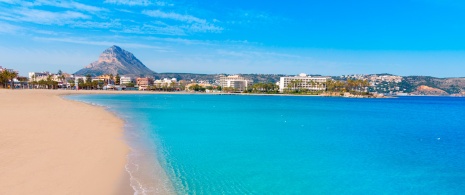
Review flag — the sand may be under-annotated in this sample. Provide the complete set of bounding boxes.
[0,89,134,195]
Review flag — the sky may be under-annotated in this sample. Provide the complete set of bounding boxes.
[0,0,465,77]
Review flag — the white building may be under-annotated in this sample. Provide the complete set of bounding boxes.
[28,72,50,81]
[219,75,252,91]
[120,76,133,85]
[154,78,177,86]
[74,76,86,89]
[278,73,327,92]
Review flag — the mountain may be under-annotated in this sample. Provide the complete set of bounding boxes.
[75,45,155,77]
[411,85,449,96]
[402,76,465,94]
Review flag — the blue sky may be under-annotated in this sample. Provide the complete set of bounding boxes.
[0,0,464,77]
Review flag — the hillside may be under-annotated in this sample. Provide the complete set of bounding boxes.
[75,45,155,77]
[402,76,465,94]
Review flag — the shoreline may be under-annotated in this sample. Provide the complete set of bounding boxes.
[67,91,175,195]
[0,89,133,195]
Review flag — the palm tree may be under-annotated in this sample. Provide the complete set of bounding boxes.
[115,74,120,85]
[109,74,114,85]
[59,74,66,89]
[85,74,92,90]
[68,79,75,89]
[30,74,37,89]
[0,71,5,88]
[46,75,53,89]
[293,79,303,92]
[2,70,18,90]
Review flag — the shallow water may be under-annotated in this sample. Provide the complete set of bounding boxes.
[68,95,465,194]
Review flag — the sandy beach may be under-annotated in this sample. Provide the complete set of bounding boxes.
[0,90,134,195]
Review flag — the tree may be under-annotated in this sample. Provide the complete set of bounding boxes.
[68,79,75,88]
[46,75,58,89]
[85,74,92,89]
[91,80,99,89]
[223,87,235,93]
[251,83,278,94]
[0,71,5,88]
[77,78,84,89]
[109,74,114,85]
[57,70,62,76]
[7,71,18,89]
[85,74,92,84]
[29,80,38,89]
[38,80,47,89]
[189,84,206,92]
[1,70,18,89]
[287,79,303,93]
[115,74,121,85]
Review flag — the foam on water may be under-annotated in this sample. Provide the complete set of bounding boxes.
[67,95,465,194]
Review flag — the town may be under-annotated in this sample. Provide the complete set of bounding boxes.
[2,65,465,97]
[1,46,464,97]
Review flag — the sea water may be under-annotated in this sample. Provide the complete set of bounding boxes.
[67,95,465,194]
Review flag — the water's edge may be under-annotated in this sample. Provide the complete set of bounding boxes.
[65,95,175,195]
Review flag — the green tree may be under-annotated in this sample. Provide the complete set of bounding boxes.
[38,80,47,89]
[68,79,75,88]
[85,74,92,89]
[92,80,99,89]
[223,87,235,93]
[77,78,84,89]
[109,74,114,85]
[115,74,121,85]
[0,71,5,88]
[2,70,18,89]
[85,74,92,84]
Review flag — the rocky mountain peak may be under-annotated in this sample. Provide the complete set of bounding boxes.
[75,45,155,77]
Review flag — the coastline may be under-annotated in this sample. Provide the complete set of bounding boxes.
[0,90,132,195]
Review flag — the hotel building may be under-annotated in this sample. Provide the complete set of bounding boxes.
[120,76,133,85]
[136,77,154,90]
[219,75,252,91]
[278,73,327,92]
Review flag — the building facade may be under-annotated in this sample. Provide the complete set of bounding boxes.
[136,77,154,90]
[219,75,252,91]
[120,76,133,85]
[279,73,327,92]
[28,72,50,81]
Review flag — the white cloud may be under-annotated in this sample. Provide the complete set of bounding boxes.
[32,29,62,35]
[104,0,171,6]
[0,0,106,12]
[216,49,302,59]
[142,10,223,33]
[105,0,150,6]
[34,37,169,50]
[72,20,122,29]
[143,10,206,23]
[186,23,223,33]
[227,9,284,26]
[0,21,22,34]
[0,0,15,3]
[0,8,89,25]
[35,0,107,12]
[119,24,186,36]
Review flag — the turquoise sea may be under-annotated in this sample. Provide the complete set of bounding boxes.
[67,95,465,194]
